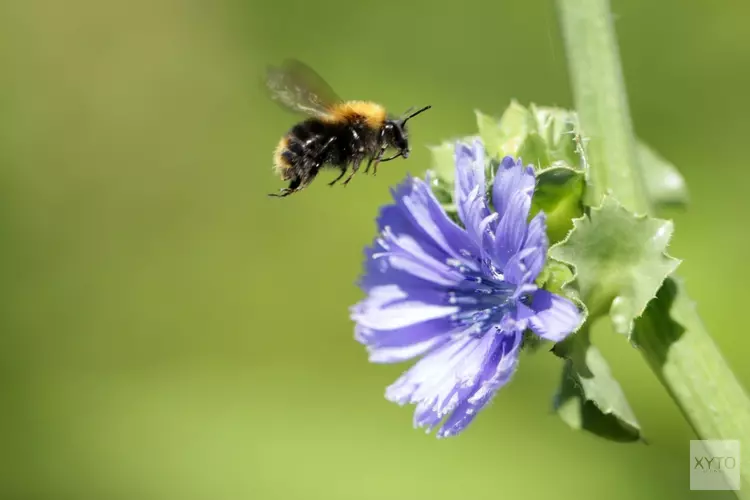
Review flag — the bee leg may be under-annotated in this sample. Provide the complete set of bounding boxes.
[268,175,302,197]
[370,158,381,176]
[328,166,347,186]
[364,129,386,175]
[288,160,321,193]
[366,147,386,176]
[363,156,374,175]
[268,187,294,198]
[342,156,363,186]
[343,128,364,184]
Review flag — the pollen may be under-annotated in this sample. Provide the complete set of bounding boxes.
[327,100,387,128]
[273,136,292,179]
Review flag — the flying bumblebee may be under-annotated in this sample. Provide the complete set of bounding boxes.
[265,59,431,197]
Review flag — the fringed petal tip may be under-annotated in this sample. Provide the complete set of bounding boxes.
[382,330,523,438]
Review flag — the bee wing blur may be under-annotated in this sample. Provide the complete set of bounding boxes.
[265,59,343,118]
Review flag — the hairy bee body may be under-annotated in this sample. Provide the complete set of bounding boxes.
[265,60,431,198]
[273,101,388,191]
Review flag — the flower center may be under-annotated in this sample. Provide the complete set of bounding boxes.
[445,271,517,332]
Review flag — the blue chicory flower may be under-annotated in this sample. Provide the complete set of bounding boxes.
[350,139,582,438]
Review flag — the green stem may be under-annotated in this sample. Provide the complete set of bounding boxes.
[637,278,750,493]
[557,0,750,494]
[557,0,648,214]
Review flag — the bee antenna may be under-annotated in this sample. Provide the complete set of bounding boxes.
[402,105,432,125]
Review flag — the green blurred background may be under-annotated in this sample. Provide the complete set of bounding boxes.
[1,0,748,498]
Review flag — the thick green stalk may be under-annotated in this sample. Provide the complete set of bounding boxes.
[556,0,648,214]
[557,0,750,494]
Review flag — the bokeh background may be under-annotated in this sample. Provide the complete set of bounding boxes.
[1,0,748,498]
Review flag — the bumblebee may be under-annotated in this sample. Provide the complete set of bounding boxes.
[265,59,431,197]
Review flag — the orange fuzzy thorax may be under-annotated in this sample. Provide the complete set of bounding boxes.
[325,101,387,128]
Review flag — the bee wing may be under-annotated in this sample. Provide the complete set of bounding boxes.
[265,59,343,118]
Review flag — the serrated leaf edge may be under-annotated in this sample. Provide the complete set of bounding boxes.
[549,195,683,340]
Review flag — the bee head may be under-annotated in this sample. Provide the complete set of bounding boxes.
[383,120,410,157]
[382,105,432,161]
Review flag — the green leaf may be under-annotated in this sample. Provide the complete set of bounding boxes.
[636,140,689,209]
[476,101,529,159]
[476,102,586,173]
[531,166,585,243]
[517,133,551,169]
[520,330,544,353]
[476,110,504,159]
[553,329,642,442]
[549,195,681,338]
[427,140,458,185]
[535,258,576,296]
[528,104,581,167]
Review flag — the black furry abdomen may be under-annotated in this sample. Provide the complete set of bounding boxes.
[282,117,379,170]
[271,116,382,196]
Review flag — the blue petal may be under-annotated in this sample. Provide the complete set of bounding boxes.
[492,157,535,219]
[386,335,476,406]
[523,289,581,342]
[521,212,548,283]
[366,336,450,364]
[355,317,456,364]
[351,285,458,331]
[390,176,479,265]
[501,246,537,286]
[454,139,490,224]
[386,329,523,436]
[372,226,466,286]
[360,176,484,292]
[494,190,532,268]
[361,243,439,292]
[436,330,523,438]
[454,140,494,247]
